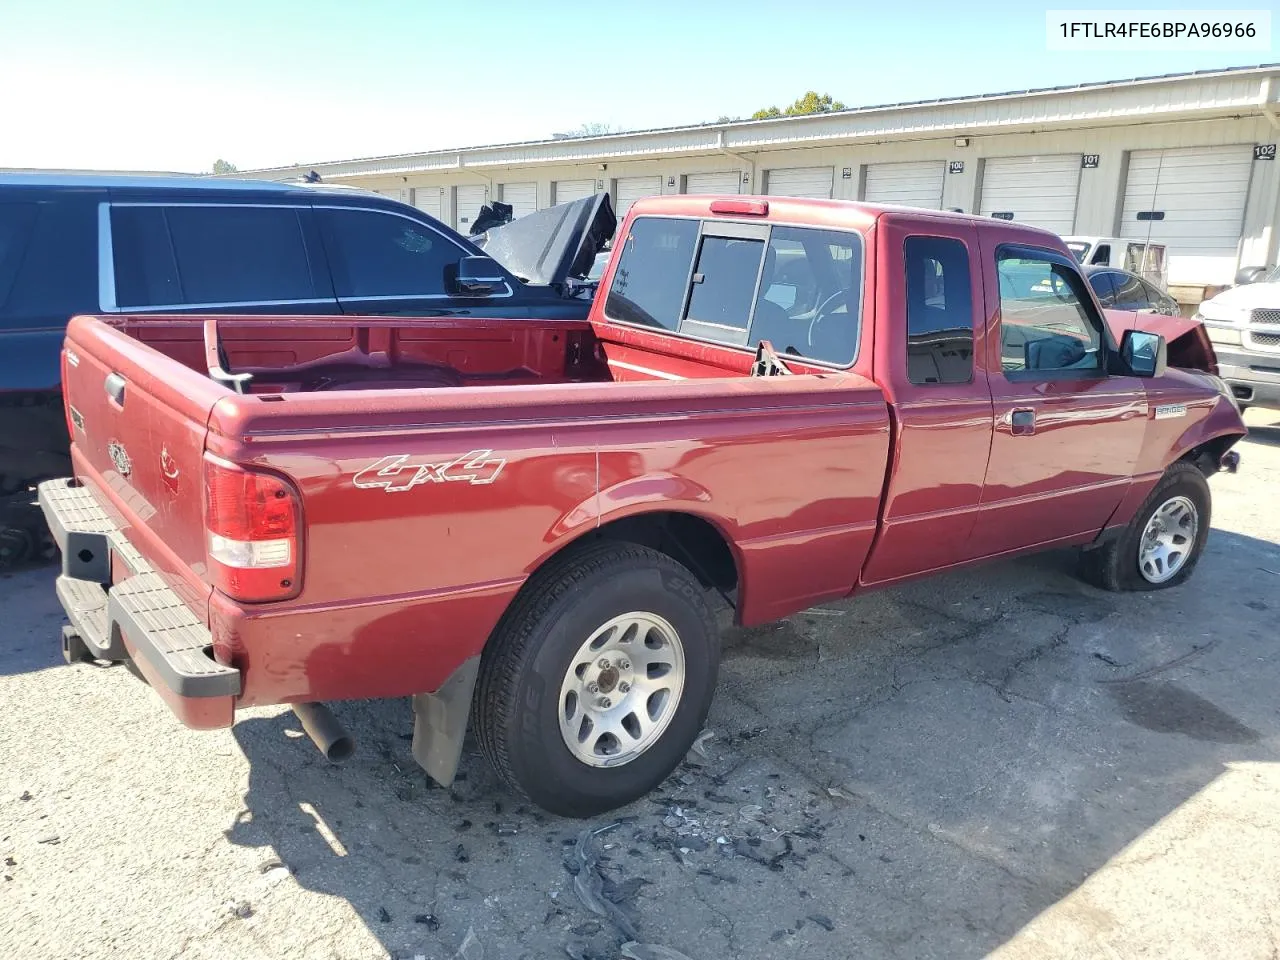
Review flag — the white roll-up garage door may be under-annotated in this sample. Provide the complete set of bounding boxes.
[378,187,409,204]
[500,182,537,219]
[413,187,442,221]
[765,166,834,198]
[1120,145,1254,285]
[863,161,945,209]
[454,185,487,232]
[684,171,742,195]
[554,179,596,204]
[615,176,662,218]
[979,155,1081,235]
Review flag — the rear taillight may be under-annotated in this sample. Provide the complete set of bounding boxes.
[204,455,301,602]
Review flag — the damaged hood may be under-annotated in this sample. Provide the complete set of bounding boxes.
[1102,308,1201,344]
[472,193,616,288]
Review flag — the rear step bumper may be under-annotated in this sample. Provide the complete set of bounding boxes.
[38,478,240,730]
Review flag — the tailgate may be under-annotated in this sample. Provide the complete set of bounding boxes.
[62,315,228,587]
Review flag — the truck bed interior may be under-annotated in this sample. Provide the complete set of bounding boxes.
[108,314,771,393]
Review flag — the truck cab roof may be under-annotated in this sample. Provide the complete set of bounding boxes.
[627,194,1065,238]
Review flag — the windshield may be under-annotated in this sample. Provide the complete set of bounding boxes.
[1266,264,1280,283]
[1065,241,1088,264]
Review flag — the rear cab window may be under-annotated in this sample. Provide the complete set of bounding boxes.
[604,215,863,366]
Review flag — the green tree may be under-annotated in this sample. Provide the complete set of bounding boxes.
[211,159,238,175]
[750,91,846,121]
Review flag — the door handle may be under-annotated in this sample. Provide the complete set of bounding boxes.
[104,372,126,406]
[1009,408,1035,436]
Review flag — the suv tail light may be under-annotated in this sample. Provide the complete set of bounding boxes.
[204,455,301,602]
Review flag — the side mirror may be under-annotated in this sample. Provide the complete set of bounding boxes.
[1234,266,1268,286]
[1120,328,1166,378]
[451,256,505,296]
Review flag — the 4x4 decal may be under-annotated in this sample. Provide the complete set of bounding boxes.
[353,451,507,492]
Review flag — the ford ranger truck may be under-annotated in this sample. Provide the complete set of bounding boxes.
[40,196,1245,817]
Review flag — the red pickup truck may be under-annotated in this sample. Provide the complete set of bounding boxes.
[40,196,1244,817]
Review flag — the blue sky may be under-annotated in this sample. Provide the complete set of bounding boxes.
[0,0,1271,172]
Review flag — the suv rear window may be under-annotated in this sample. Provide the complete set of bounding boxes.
[111,205,319,308]
[0,202,39,309]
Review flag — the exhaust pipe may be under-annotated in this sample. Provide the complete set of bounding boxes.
[292,702,355,762]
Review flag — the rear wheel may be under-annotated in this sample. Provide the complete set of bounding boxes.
[473,541,719,817]
[1079,461,1211,592]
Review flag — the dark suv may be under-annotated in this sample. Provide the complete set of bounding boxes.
[0,173,606,562]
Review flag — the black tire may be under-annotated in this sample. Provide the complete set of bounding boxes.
[1079,461,1211,592]
[473,540,720,818]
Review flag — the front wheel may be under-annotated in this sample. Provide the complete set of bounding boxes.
[473,541,720,817]
[1079,461,1211,592]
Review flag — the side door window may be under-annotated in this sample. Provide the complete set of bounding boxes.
[996,248,1103,377]
[110,206,182,308]
[1089,243,1111,265]
[318,208,468,300]
[1089,270,1119,307]
[904,236,973,385]
[1111,272,1150,311]
[165,206,320,305]
[111,205,322,308]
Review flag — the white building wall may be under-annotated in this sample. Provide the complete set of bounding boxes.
[336,111,1279,298]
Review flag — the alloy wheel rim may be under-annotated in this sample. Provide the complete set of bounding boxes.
[557,612,686,768]
[1138,495,1198,584]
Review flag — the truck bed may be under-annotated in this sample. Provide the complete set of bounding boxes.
[57,312,890,710]
[108,312,804,393]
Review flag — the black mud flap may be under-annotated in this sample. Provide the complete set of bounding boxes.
[411,656,480,787]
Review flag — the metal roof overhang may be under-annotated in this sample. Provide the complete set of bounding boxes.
[247,65,1280,182]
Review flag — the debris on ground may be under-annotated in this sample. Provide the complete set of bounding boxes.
[569,823,640,941]
[223,900,253,919]
[808,913,835,931]
[414,913,440,930]
[689,730,717,763]
[621,942,696,960]
[455,925,483,960]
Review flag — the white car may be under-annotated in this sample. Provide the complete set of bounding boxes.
[1195,265,1280,410]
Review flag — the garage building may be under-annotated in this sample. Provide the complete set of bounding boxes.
[248,64,1280,302]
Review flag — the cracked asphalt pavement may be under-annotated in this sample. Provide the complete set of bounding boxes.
[3,410,1280,960]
